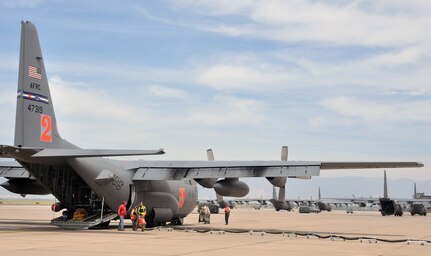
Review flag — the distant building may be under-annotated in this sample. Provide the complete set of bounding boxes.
[413,183,431,199]
[415,192,431,200]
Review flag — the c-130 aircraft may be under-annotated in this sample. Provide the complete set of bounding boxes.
[0,21,424,228]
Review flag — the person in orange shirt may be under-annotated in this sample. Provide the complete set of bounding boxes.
[130,207,138,231]
[224,205,231,225]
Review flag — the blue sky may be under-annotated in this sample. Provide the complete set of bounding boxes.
[0,1,430,198]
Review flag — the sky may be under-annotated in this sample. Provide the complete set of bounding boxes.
[0,0,430,198]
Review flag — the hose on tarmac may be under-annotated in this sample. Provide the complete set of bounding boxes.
[148,226,430,245]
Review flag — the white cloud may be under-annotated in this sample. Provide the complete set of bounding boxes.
[197,64,290,90]
[173,0,431,47]
[187,95,265,126]
[195,46,431,93]
[172,0,255,15]
[366,47,426,67]
[322,96,431,123]
[47,59,191,86]
[49,76,140,122]
[150,85,188,99]
[273,47,431,91]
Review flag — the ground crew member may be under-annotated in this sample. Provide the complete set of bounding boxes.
[203,205,210,224]
[198,204,206,223]
[117,201,127,231]
[130,207,138,231]
[224,205,230,225]
[137,202,146,231]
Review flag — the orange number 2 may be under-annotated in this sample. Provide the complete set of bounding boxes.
[40,114,52,142]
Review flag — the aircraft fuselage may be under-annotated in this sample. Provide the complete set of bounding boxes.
[15,154,198,226]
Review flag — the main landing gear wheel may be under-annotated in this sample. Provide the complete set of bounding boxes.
[171,217,184,225]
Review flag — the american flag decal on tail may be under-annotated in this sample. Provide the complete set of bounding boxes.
[28,65,42,80]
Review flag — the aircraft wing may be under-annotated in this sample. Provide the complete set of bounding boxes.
[319,197,381,207]
[392,198,431,207]
[320,162,423,169]
[132,161,423,180]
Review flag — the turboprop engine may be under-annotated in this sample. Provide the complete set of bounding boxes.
[410,204,427,216]
[266,177,287,187]
[195,178,217,188]
[213,178,249,197]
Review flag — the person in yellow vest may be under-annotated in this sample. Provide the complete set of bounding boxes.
[224,205,231,225]
[130,207,138,231]
[137,202,146,231]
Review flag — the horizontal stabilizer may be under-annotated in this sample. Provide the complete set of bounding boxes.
[31,148,165,158]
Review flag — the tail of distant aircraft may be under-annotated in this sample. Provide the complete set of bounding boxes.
[383,170,388,198]
[15,21,64,149]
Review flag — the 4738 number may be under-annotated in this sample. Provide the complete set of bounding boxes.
[28,104,43,113]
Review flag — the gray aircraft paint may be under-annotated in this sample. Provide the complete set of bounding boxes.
[15,22,62,149]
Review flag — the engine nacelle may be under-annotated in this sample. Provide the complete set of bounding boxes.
[213,179,249,197]
[316,202,332,212]
[266,177,287,187]
[194,178,217,188]
[411,204,427,216]
[1,179,50,195]
[358,202,367,208]
[152,208,174,223]
[394,204,403,216]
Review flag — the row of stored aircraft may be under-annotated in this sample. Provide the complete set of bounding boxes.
[219,176,430,216]
[0,21,425,229]
[202,148,430,216]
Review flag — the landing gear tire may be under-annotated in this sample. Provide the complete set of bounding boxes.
[171,217,184,225]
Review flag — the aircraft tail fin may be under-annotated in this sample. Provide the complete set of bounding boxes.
[15,21,64,149]
[383,170,388,198]
[206,149,215,161]
[414,182,417,199]
[318,187,321,200]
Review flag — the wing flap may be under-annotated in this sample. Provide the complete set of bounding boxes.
[133,165,321,180]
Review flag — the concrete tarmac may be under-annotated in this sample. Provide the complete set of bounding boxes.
[0,204,430,255]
